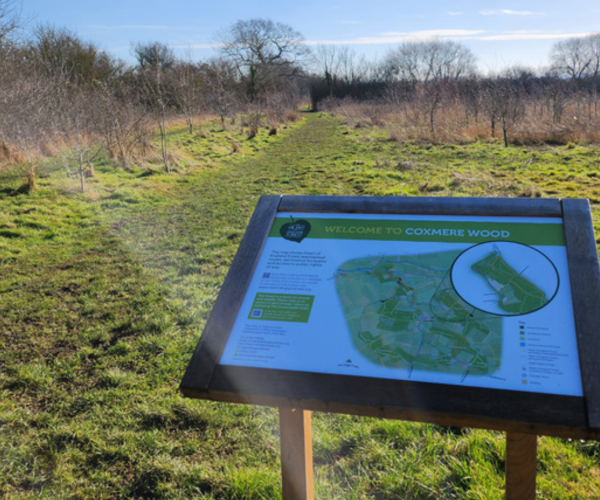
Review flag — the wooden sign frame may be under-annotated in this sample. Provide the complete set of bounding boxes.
[181,195,600,499]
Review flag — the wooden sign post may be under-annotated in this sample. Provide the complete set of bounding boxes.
[279,408,313,500]
[181,195,600,499]
[506,433,537,500]
[276,422,539,500]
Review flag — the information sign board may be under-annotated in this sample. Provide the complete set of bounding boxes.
[181,195,600,439]
[220,212,582,396]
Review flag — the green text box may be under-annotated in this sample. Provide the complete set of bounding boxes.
[248,293,315,323]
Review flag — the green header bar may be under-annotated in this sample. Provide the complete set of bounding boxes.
[270,217,565,246]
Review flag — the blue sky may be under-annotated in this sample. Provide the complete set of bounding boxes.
[19,0,600,72]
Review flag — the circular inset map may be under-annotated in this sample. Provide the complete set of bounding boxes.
[450,241,559,316]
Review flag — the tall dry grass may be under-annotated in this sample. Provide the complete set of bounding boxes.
[319,96,600,145]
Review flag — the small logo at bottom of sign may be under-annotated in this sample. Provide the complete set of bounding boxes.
[338,358,359,369]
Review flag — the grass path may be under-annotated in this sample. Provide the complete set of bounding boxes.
[107,113,366,323]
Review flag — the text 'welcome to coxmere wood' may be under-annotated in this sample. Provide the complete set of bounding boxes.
[324,226,510,238]
[269,216,565,245]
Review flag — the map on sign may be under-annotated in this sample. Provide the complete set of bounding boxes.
[335,251,503,378]
[220,213,582,396]
[451,241,559,317]
[471,252,547,314]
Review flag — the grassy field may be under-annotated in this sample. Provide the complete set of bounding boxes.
[1,113,599,499]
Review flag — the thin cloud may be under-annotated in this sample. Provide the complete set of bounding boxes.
[414,29,485,37]
[447,12,463,16]
[306,32,474,46]
[480,10,542,16]
[379,30,484,37]
[478,32,590,41]
[170,43,215,49]
[305,30,592,46]
[90,24,176,30]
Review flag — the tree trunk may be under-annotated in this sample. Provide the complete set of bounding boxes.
[27,162,36,192]
[248,65,257,101]
[159,108,169,173]
[114,119,128,169]
[186,112,194,134]
[78,150,85,193]
[429,109,435,137]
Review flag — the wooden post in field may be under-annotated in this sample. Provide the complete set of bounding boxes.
[505,432,537,500]
[279,408,314,500]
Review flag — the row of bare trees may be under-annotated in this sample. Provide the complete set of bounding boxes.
[310,35,600,146]
[0,10,309,189]
[1,0,600,187]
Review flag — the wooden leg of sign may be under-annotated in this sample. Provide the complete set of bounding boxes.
[279,408,314,500]
[505,432,537,500]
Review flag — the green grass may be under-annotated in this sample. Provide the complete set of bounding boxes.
[0,113,599,499]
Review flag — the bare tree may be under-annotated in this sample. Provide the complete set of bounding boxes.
[588,34,600,118]
[61,92,103,193]
[550,34,600,119]
[96,80,150,169]
[590,34,600,80]
[550,35,600,80]
[200,57,241,129]
[551,37,590,80]
[483,75,525,147]
[217,18,309,101]
[313,44,343,97]
[28,25,121,87]
[172,58,204,134]
[459,76,483,126]
[310,44,376,109]
[0,0,21,43]
[543,78,569,124]
[133,41,174,71]
[132,42,176,172]
[384,39,477,83]
[384,39,477,136]
[0,39,62,185]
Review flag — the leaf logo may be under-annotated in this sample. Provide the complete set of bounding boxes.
[280,216,311,243]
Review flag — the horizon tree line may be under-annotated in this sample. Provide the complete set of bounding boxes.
[1,0,599,184]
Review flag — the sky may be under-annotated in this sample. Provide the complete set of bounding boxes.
[18,0,600,73]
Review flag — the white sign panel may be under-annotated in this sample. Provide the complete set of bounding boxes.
[220,213,582,396]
